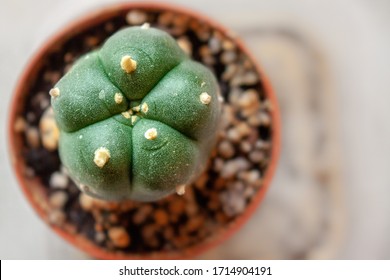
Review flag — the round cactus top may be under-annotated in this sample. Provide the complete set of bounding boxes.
[50,25,221,201]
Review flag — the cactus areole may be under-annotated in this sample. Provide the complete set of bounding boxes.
[50,26,221,201]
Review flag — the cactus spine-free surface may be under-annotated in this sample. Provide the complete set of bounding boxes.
[50,25,221,201]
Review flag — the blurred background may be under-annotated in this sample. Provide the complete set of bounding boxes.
[1,0,390,259]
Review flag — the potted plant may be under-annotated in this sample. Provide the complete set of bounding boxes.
[8,2,280,259]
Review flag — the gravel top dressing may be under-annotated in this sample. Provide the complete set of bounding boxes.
[14,8,274,256]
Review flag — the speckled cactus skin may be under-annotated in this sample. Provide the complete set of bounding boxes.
[50,26,220,201]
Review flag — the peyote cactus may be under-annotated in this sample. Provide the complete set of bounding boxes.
[50,24,221,201]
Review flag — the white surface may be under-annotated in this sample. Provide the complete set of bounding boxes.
[1,0,390,259]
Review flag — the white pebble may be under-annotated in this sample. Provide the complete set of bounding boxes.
[126,10,147,25]
[239,170,261,184]
[248,111,271,127]
[221,158,250,178]
[209,37,221,54]
[240,141,252,153]
[255,140,271,150]
[50,172,69,189]
[220,190,246,217]
[236,122,252,137]
[238,89,259,109]
[218,140,235,159]
[95,232,106,243]
[241,71,259,85]
[226,127,241,143]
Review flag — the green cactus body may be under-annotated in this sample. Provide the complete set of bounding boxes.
[51,26,220,201]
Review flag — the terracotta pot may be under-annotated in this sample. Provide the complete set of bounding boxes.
[8,2,281,259]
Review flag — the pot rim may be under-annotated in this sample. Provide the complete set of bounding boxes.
[8,1,281,260]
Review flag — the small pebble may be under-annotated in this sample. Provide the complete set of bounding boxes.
[24,167,35,178]
[209,36,221,54]
[154,209,169,226]
[14,116,26,133]
[49,191,68,209]
[26,112,36,123]
[222,39,236,51]
[202,55,216,65]
[226,127,241,143]
[199,45,211,58]
[238,89,259,109]
[194,24,211,41]
[95,223,104,232]
[108,214,119,224]
[172,14,189,28]
[95,231,106,243]
[220,190,246,217]
[218,140,235,159]
[32,91,49,110]
[177,36,192,56]
[48,209,66,226]
[185,202,199,217]
[133,204,153,224]
[221,157,250,178]
[26,127,40,148]
[49,171,69,189]
[213,157,224,172]
[248,111,271,127]
[126,10,147,25]
[229,181,245,193]
[259,112,271,126]
[168,199,186,215]
[39,108,59,151]
[243,186,256,198]
[158,12,174,26]
[241,71,259,85]
[104,22,114,32]
[238,170,261,184]
[255,140,271,150]
[222,64,238,81]
[236,122,252,137]
[249,150,265,163]
[79,193,94,211]
[186,216,204,232]
[214,177,227,190]
[85,36,99,47]
[239,141,252,153]
[108,227,131,248]
[221,50,237,64]
[220,105,237,129]
[163,227,174,240]
[142,224,157,239]
[64,52,73,63]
